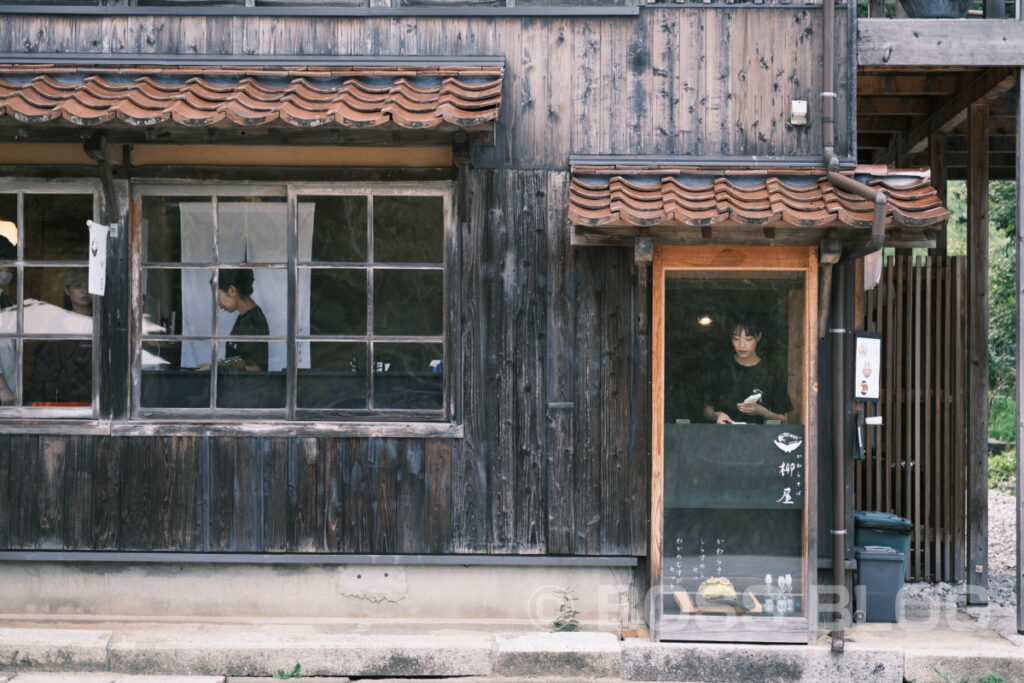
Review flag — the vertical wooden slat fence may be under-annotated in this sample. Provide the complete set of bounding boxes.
[857,255,968,583]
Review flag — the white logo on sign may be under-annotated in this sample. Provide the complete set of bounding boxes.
[774,432,803,453]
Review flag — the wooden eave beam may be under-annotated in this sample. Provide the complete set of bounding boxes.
[858,72,975,96]
[880,66,1018,164]
[858,19,1024,67]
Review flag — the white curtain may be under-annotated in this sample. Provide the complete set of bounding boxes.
[179,202,312,371]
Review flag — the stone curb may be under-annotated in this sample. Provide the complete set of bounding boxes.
[1,627,1024,680]
[107,631,494,677]
[493,632,621,678]
[620,640,905,683]
[0,676,225,682]
[0,628,112,672]
[903,647,1024,683]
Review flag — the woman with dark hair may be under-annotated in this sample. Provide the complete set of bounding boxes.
[26,268,93,404]
[198,268,269,372]
[702,317,793,424]
[0,236,16,404]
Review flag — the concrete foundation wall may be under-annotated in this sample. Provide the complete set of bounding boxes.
[0,562,637,631]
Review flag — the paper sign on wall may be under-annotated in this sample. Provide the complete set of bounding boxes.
[87,220,108,296]
[854,332,881,402]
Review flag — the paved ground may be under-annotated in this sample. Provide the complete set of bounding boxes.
[0,603,1022,683]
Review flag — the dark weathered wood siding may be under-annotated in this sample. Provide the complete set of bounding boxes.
[0,6,852,557]
[0,8,852,167]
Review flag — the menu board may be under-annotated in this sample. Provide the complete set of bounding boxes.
[664,423,805,509]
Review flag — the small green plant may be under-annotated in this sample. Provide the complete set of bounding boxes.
[273,662,302,679]
[553,588,580,632]
[931,665,1004,683]
[989,450,1016,491]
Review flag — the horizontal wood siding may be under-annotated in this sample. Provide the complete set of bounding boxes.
[0,8,846,165]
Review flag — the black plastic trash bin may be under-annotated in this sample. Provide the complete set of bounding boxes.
[855,545,905,622]
[854,510,913,578]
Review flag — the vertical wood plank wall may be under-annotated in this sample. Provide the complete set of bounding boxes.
[857,256,968,582]
[0,7,849,557]
[0,169,649,557]
[0,8,848,167]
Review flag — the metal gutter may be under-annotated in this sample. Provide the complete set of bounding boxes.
[0,5,638,17]
[0,551,639,567]
[569,154,857,171]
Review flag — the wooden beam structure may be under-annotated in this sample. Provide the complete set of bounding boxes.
[966,101,990,605]
[858,19,1024,67]
[929,131,948,256]
[880,67,1018,164]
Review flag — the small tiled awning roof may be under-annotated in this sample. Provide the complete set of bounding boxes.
[570,164,949,246]
[0,65,502,130]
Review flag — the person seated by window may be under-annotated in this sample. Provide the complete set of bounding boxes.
[25,268,93,405]
[702,317,792,424]
[197,268,269,372]
[0,236,16,405]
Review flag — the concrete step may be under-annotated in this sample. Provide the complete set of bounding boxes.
[1,617,1023,681]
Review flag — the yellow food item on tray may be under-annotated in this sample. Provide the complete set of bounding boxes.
[696,576,738,602]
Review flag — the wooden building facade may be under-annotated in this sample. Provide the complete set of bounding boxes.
[0,0,965,637]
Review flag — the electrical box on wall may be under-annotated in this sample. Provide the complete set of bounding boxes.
[790,100,808,126]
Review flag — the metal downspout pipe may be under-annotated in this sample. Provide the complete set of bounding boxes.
[821,0,887,652]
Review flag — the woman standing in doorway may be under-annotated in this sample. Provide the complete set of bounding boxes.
[703,318,793,424]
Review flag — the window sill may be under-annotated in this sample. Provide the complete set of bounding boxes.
[111,420,464,439]
[0,419,463,439]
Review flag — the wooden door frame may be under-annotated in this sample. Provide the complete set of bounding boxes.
[650,245,819,640]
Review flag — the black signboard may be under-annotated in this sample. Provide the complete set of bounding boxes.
[664,423,805,510]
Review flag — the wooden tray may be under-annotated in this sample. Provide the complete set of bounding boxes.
[674,590,763,615]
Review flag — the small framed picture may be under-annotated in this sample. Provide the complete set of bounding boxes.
[854,332,881,402]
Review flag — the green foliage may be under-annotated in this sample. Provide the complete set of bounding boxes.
[989,395,1017,445]
[945,181,1018,446]
[273,663,302,679]
[553,588,581,632]
[989,450,1016,491]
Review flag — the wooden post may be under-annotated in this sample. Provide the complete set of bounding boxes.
[930,132,948,256]
[1016,68,1024,635]
[966,101,989,605]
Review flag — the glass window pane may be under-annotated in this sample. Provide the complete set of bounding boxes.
[217,198,287,264]
[24,338,91,405]
[307,268,366,336]
[141,341,211,408]
[373,196,443,263]
[303,195,367,263]
[0,194,18,263]
[373,342,443,410]
[373,269,442,336]
[142,267,188,336]
[22,267,93,335]
[143,196,211,263]
[217,341,287,409]
[23,194,93,262]
[660,269,806,629]
[298,342,368,409]
[0,336,20,406]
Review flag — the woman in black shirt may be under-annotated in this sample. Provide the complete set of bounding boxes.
[198,268,269,372]
[703,318,793,424]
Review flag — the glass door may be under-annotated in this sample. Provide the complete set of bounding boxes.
[652,246,817,643]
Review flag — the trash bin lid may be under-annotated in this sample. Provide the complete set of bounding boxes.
[854,510,913,532]
[855,545,904,560]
